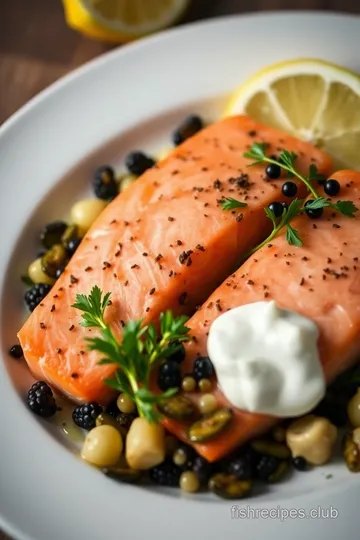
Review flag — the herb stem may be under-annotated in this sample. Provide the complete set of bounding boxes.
[264,157,318,198]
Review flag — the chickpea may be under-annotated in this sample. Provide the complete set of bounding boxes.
[180,471,200,493]
[286,414,337,466]
[198,378,212,393]
[28,258,55,286]
[81,425,123,467]
[70,198,107,235]
[173,448,187,466]
[198,394,217,415]
[126,417,165,470]
[117,393,136,414]
[348,388,360,428]
[353,427,360,447]
[182,376,196,393]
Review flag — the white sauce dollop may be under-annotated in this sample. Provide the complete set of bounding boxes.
[207,301,325,417]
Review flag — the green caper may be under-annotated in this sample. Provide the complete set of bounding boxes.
[96,413,127,438]
[40,221,67,249]
[61,224,79,247]
[267,460,290,483]
[187,407,233,443]
[158,395,196,420]
[208,473,252,499]
[343,432,360,472]
[251,438,290,460]
[41,244,68,278]
[102,466,142,484]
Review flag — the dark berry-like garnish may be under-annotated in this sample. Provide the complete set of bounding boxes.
[268,201,284,218]
[116,412,137,430]
[324,178,340,197]
[169,341,186,363]
[93,166,118,200]
[66,238,81,256]
[72,402,103,430]
[305,199,323,219]
[292,456,308,471]
[192,455,213,484]
[27,381,57,417]
[193,356,214,382]
[228,455,253,480]
[125,152,155,176]
[282,181,297,198]
[265,163,281,179]
[157,360,181,391]
[256,455,281,481]
[9,344,23,359]
[149,460,181,486]
[24,283,52,311]
[172,115,204,146]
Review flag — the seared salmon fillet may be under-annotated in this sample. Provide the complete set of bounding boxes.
[17,115,331,403]
[162,170,360,462]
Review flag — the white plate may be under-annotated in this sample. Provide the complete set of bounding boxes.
[0,11,359,540]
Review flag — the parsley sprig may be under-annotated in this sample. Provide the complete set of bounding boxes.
[244,143,357,218]
[223,142,357,253]
[220,197,248,211]
[72,286,191,423]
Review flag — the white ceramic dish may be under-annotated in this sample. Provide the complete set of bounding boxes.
[0,11,359,540]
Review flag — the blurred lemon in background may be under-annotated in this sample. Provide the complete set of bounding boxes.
[63,0,190,43]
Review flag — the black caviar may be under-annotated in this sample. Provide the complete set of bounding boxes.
[192,455,214,484]
[27,381,57,418]
[93,166,118,200]
[172,115,203,146]
[125,151,155,176]
[72,402,103,430]
[24,283,52,311]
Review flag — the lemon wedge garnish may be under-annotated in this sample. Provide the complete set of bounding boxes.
[225,58,360,169]
[63,0,190,43]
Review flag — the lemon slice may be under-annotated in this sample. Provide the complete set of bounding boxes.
[63,0,190,43]
[225,58,360,169]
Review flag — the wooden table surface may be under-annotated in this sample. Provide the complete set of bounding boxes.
[0,0,359,538]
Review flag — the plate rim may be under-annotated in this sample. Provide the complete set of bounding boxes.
[1,10,360,540]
